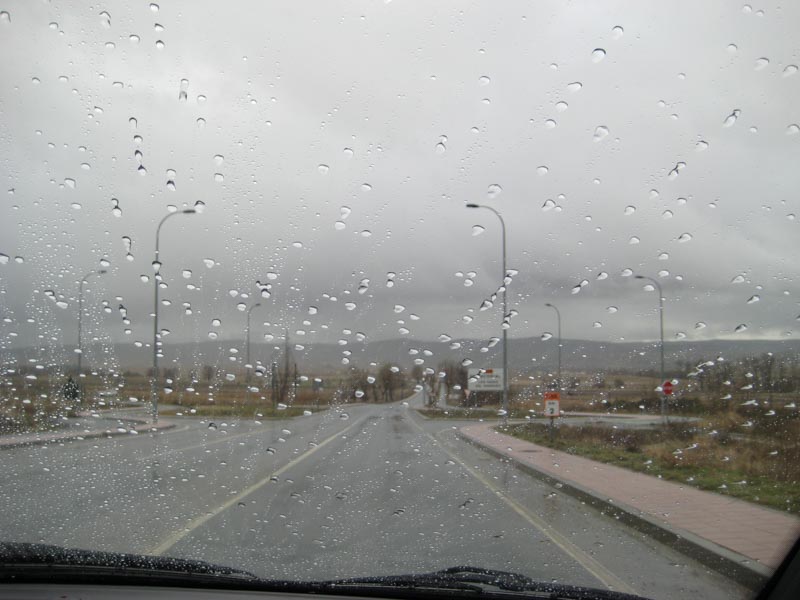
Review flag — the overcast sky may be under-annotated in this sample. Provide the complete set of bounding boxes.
[1,0,799,368]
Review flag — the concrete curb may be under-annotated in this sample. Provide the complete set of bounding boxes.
[457,427,772,591]
[0,420,176,450]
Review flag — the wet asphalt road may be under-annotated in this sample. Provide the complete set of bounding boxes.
[0,394,748,600]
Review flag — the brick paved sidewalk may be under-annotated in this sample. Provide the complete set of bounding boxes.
[460,422,800,574]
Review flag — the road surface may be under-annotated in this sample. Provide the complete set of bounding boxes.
[0,394,747,600]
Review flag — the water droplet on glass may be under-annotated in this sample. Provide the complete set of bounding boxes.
[662,210,673,219]
[624,205,636,215]
[611,25,624,38]
[555,101,568,112]
[536,165,549,176]
[544,119,557,128]
[478,75,491,86]
[0,11,10,23]
[150,3,160,12]
[734,324,748,333]
[472,225,485,236]
[334,221,346,230]
[593,125,609,141]
[541,332,553,341]
[629,236,640,244]
[155,40,165,49]
[567,81,582,92]
[783,64,798,77]
[786,124,800,135]
[214,173,224,182]
[317,164,329,174]
[361,182,372,192]
[487,183,503,199]
[607,306,619,314]
[435,142,446,154]
[695,322,707,330]
[747,295,760,304]
[696,140,709,151]
[677,232,693,243]
[591,48,606,62]
[723,109,740,127]
[754,57,770,70]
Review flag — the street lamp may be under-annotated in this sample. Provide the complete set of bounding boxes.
[246,302,262,381]
[466,202,509,422]
[544,303,562,391]
[77,269,107,375]
[634,274,666,422]
[150,209,197,423]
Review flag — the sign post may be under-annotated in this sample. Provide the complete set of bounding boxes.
[544,391,560,441]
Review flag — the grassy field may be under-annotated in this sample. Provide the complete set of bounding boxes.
[503,413,800,514]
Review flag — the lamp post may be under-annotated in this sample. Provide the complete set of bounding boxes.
[635,274,666,422]
[544,303,562,391]
[246,302,262,382]
[150,209,197,423]
[466,202,509,423]
[77,269,107,375]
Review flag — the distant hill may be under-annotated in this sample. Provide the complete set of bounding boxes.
[6,337,800,376]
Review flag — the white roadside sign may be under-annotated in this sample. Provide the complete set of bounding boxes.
[467,368,504,391]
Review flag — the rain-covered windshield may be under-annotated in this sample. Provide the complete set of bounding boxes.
[1,2,799,599]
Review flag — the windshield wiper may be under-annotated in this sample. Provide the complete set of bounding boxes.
[319,566,651,600]
[0,542,258,585]
[0,544,650,600]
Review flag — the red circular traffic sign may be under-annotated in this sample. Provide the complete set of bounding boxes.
[662,381,673,395]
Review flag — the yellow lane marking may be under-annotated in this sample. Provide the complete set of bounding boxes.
[148,418,361,556]
[406,415,637,595]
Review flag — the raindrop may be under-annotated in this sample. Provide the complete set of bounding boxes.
[591,48,607,62]
[629,236,640,245]
[746,295,760,304]
[343,147,354,158]
[754,57,770,70]
[734,324,748,333]
[155,40,164,50]
[166,180,176,191]
[695,322,707,329]
[536,165,549,176]
[607,306,618,314]
[435,142,446,154]
[786,124,800,135]
[541,332,553,341]
[624,205,636,215]
[542,199,556,211]
[0,11,10,23]
[727,43,738,53]
[487,184,503,199]
[677,232,693,243]
[334,221,346,230]
[596,272,608,280]
[567,82,582,92]
[555,101,568,112]
[662,210,673,219]
[783,65,798,77]
[203,258,216,268]
[696,140,709,151]
[182,269,192,279]
[478,75,491,86]
[611,25,624,38]
[723,109,740,127]
[318,164,330,174]
[731,274,745,283]
[361,183,372,192]
[472,225,485,236]
[544,119,557,128]
[150,3,160,12]
[593,126,609,141]
[196,118,206,128]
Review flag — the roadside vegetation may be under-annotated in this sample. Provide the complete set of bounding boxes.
[504,408,800,514]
